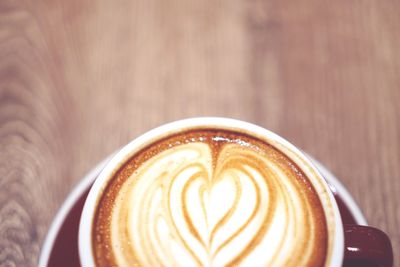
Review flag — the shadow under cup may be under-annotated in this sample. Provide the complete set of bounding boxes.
[78,118,393,267]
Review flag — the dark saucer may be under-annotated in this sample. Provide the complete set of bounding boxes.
[38,155,376,267]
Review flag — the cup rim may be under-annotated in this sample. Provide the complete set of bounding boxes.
[78,117,344,267]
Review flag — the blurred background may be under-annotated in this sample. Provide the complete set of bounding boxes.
[0,0,399,266]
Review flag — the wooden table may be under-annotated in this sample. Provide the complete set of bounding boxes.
[1,0,399,266]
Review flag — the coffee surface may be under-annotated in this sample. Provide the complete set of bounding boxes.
[93,130,328,267]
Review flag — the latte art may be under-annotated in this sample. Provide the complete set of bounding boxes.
[93,131,328,267]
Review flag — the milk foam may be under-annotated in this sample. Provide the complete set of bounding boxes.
[100,140,325,267]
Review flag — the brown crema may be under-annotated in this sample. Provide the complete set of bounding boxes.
[92,129,328,267]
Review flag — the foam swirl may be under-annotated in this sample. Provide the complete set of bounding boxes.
[93,132,327,267]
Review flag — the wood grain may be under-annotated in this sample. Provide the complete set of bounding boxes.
[0,0,399,266]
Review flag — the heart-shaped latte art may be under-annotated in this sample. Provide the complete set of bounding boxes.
[103,139,328,267]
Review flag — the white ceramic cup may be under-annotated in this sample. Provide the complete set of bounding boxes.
[79,117,345,267]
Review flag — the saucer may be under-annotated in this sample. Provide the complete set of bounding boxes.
[38,153,368,267]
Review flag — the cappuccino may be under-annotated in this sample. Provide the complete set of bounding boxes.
[92,129,328,267]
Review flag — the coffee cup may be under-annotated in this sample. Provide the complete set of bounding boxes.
[79,118,393,267]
